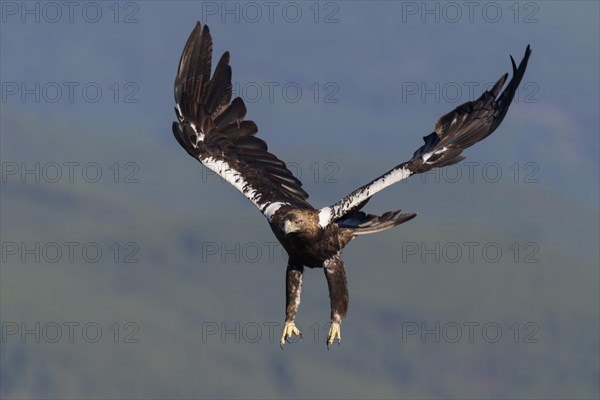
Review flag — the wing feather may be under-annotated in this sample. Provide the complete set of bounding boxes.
[319,45,532,226]
[173,22,311,219]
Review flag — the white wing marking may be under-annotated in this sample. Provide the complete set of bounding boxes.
[202,156,287,220]
[318,166,412,227]
[422,146,447,164]
[263,202,289,221]
[176,102,204,142]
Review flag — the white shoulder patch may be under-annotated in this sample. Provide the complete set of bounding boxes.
[318,207,332,227]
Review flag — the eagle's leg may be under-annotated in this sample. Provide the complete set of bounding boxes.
[280,262,304,348]
[323,256,348,349]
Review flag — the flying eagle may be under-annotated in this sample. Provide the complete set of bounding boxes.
[172,22,531,348]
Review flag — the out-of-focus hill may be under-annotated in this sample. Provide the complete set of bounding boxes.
[2,108,598,398]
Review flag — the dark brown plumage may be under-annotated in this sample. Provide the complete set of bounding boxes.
[172,22,531,348]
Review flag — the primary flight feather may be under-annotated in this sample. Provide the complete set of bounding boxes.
[172,22,532,348]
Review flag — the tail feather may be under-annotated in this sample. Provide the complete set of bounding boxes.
[336,210,417,235]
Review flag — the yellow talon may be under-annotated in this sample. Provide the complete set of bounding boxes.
[280,321,302,348]
[327,322,341,349]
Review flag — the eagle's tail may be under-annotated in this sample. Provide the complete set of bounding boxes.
[336,210,417,236]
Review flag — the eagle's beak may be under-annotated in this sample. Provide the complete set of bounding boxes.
[283,220,298,235]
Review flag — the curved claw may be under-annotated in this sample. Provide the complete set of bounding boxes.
[280,321,302,349]
[327,322,341,349]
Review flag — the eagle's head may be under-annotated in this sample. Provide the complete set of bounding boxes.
[280,209,321,239]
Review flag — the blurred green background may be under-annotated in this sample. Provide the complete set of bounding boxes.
[1,1,598,398]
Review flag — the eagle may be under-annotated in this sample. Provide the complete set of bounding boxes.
[172,22,531,349]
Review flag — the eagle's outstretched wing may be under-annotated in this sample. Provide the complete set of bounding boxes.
[173,22,311,220]
[318,45,532,226]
